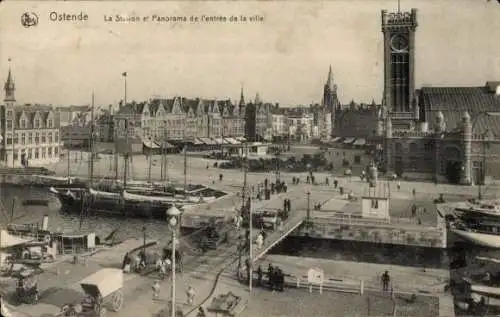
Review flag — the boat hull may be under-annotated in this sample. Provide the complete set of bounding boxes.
[451,228,500,248]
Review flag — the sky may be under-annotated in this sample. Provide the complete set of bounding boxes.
[0,0,499,108]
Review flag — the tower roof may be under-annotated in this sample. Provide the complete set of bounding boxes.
[4,67,15,102]
[326,65,334,91]
[239,85,245,106]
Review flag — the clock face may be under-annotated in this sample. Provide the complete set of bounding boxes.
[391,34,409,52]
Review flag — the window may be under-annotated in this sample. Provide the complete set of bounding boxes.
[6,120,12,129]
[409,142,418,153]
[48,132,53,143]
[41,148,46,159]
[48,119,53,128]
[409,156,418,171]
[21,119,26,128]
[35,120,40,128]
[21,133,25,145]
[55,132,59,142]
[371,200,379,209]
[28,150,32,159]
[13,133,18,144]
[6,134,12,145]
[41,132,46,143]
[54,147,59,156]
[28,133,33,144]
[48,147,53,157]
[424,141,434,151]
[395,142,403,153]
[13,152,18,161]
[6,110,12,117]
[35,149,39,159]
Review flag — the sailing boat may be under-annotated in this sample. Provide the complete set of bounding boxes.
[51,97,219,219]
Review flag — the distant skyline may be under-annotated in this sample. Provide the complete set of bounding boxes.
[0,0,499,107]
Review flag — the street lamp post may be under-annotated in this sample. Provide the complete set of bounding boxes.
[166,206,181,317]
[306,191,311,222]
[470,112,500,199]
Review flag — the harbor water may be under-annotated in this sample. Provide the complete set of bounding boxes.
[2,183,497,270]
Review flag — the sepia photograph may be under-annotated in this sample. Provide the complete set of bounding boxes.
[0,0,500,316]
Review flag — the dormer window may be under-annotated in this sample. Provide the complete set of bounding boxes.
[21,119,26,128]
[48,119,53,128]
[35,120,41,128]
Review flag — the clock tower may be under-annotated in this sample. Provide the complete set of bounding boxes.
[381,9,418,114]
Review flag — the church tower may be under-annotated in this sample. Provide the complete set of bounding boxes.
[4,66,16,105]
[381,8,418,114]
[323,66,340,133]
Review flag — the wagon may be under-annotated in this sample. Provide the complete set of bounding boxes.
[59,268,124,317]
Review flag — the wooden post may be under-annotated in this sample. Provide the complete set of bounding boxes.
[360,279,364,295]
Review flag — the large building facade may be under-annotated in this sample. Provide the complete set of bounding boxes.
[1,67,62,167]
[376,8,500,184]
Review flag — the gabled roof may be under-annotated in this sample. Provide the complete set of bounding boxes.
[419,84,500,135]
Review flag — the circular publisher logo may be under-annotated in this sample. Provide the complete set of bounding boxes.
[21,12,38,28]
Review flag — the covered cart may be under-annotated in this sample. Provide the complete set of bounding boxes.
[60,268,124,317]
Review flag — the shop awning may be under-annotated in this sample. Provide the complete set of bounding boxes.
[192,138,204,145]
[163,142,175,149]
[212,138,223,145]
[331,137,341,143]
[343,137,356,144]
[353,138,366,146]
[143,139,160,149]
[1,229,35,248]
[235,137,247,142]
[224,137,240,145]
[199,137,214,145]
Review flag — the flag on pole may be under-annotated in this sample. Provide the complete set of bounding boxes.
[122,72,127,77]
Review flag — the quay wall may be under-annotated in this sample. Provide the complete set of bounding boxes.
[291,217,447,249]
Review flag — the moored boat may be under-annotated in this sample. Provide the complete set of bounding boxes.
[450,199,500,248]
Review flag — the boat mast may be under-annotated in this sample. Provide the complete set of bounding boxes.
[123,119,129,188]
[80,92,95,231]
[67,126,71,184]
[148,138,152,183]
[183,111,187,198]
[89,92,95,189]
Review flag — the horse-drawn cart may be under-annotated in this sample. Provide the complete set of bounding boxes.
[59,268,124,317]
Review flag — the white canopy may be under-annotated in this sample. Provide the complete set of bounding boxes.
[0,229,34,249]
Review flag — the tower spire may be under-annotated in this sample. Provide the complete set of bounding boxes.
[326,65,334,91]
[4,58,15,103]
[239,83,245,107]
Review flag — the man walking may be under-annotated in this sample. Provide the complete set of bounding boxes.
[152,280,161,301]
[381,271,390,292]
[186,285,196,305]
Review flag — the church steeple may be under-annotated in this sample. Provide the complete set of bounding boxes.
[239,84,245,107]
[326,65,334,91]
[4,60,15,103]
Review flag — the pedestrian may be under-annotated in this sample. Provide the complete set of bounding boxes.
[397,181,401,191]
[257,265,263,286]
[219,173,223,181]
[197,307,207,317]
[381,271,390,292]
[256,233,264,250]
[152,280,160,301]
[334,179,338,188]
[186,285,196,305]
[412,188,416,197]
[267,263,274,288]
[411,204,417,219]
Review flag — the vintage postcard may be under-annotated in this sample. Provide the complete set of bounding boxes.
[0,1,499,317]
